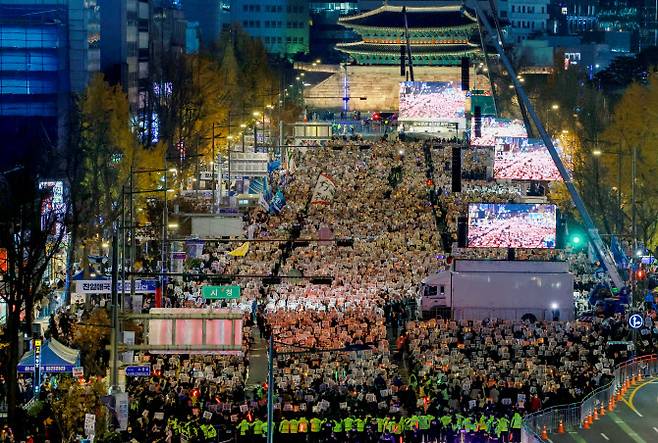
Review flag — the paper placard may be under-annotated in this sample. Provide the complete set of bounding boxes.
[239,404,249,413]
[203,411,212,420]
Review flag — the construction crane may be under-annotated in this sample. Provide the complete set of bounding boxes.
[467,0,624,289]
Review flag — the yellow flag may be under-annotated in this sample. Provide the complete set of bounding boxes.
[228,242,249,257]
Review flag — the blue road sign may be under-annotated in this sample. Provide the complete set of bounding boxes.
[628,314,644,329]
[125,365,151,377]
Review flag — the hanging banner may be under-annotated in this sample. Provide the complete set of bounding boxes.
[311,173,336,206]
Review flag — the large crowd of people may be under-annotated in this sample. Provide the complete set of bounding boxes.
[12,131,652,443]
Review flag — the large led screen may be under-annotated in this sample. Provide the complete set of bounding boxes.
[493,137,562,181]
[470,117,528,147]
[398,81,465,122]
[467,203,557,249]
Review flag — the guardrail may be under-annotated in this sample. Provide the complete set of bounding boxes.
[522,353,658,442]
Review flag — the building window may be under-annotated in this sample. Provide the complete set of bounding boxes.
[255,21,260,27]
[277,6,282,12]
[243,20,248,27]
[511,5,515,12]
[255,5,260,12]
[287,36,291,43]
[277,36,282,43]
[243,5,248,11]
[277,21,282,28]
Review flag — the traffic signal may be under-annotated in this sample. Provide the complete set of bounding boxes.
[568,231,585,250]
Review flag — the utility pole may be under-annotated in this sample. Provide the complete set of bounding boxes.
[266,334,274,443]
[109,233,120,393]
[212,122,216,214]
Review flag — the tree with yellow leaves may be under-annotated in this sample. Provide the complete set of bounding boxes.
[601,77,658,248]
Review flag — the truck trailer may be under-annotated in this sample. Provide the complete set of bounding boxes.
[420,259,574,321]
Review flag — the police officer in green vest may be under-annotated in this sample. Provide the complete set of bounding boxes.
[496,415,510,442]
[309,416,324,443]
[279,417,291,436]
[237,418,251,442]
[289,416,299,441]
[298,416,309,441]
[418,413,433,442]
[377,416,388,434]
[262,419,273,440]
[332,416,344,440]
[251,418,264,440]
[510,411,523,443]
[440,411,453,442]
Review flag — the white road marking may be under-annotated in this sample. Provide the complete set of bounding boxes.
[653,427,658,433]
[600,433,610,440]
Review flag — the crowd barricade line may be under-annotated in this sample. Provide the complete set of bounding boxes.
[522,354,658,443]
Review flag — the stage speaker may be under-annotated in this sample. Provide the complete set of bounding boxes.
[400,45,406,77]
[556,212,567,249]
[461,57,470,91]
[451,146,461,192]
[474,105,482,138]
[457,216,468,248]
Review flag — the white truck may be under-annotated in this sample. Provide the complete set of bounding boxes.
[420,259,574,321]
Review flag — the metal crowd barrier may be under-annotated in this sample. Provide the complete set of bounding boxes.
[522,354,658,442]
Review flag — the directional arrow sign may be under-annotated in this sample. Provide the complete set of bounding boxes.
[628,314,644,329]
[202,285,241,300]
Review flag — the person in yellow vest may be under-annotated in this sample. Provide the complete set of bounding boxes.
[308,416,324,443]
[251,419,264,440]
[279,417,291,437]
[510,411,523,443]
[289,416,299,441]
[237,418,251,442]
[262,419,273,440]
[298,416,309,442]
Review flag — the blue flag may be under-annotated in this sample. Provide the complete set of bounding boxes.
[269,190,286,214]
[268,159,281,173]
[610,235,628,269]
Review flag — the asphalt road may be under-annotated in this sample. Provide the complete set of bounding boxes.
[550,377,658,443]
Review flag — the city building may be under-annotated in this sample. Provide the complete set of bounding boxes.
[180,0,229,47]
[308,1,359,63]
[0,0,99,159]
[99,0,151,110]
[336,3,482,65]
[229,0,310,57]
[499,0,550,44]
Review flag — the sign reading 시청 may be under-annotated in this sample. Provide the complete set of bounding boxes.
[202,285,241,300]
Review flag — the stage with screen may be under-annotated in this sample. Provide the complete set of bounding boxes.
[470,117,527,147]
[398,81,466,132]
[467,203,557,249]
[493,137,562,181]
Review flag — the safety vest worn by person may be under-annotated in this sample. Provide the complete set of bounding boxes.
[310,417,324,432]
[298,417,309,433]
[262,420,272,435]
[511,412,523,429]
[252,419,264,436]
[462,417,475,432]
[486,415,495,433]
[289,418,299,434]
[440,414,452,429]
[407,415,420,430]
[355,418,366,432]
[496,417,510,436]
[279,419,291,434]
[477,415,487,431]
[453,414,464,431]
[377,417,388,433]
[344,417,354,432]
[332,419,344,433]
[392,417,405,435]
[238,419,251,436]
[418,414,433,430]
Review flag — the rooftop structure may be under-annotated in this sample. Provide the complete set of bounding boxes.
[336,3,481,65]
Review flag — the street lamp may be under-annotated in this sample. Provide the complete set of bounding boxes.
[551,104,559,110]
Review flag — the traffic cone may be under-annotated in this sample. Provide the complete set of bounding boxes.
[541,425,549,441]
[608,397,615,411]
[558,420,565,434]
[593,408,599,421]
[583,415,590,429]
[616,388,622,401]
[600,405,606,417]
[638,371,643,381]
